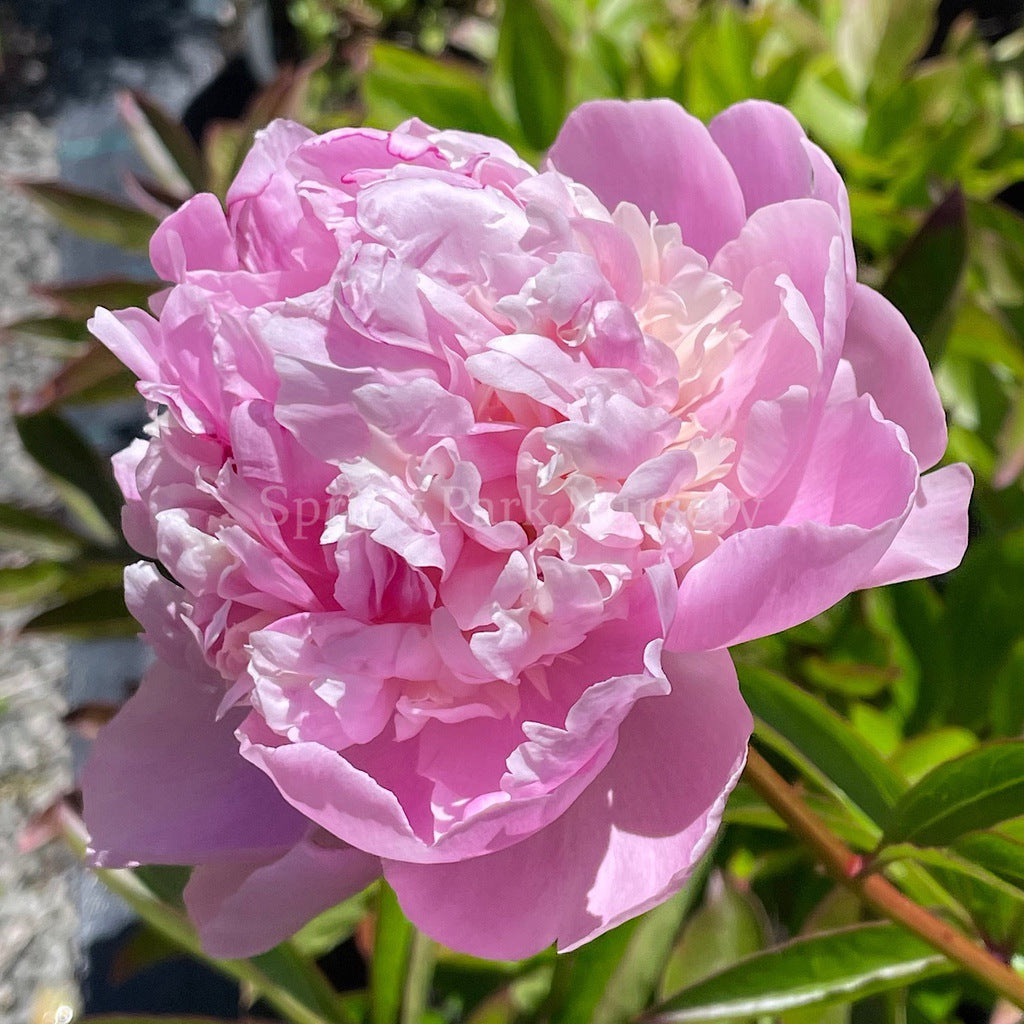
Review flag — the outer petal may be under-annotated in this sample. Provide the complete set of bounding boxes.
[843,283,948,470]
[383,649,750,961]
[84,563,308,866]
[185,832,381,959]
[83,661,308,866]
[547,99,746,259]
[668,396,919,651]
[863,463,973,587]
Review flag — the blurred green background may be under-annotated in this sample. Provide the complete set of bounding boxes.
[9,1,1024,1022]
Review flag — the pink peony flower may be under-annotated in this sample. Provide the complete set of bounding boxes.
[83,99,971,960]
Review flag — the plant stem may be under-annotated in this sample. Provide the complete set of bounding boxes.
[743,746,1024,1010]
[56,803,354,1024]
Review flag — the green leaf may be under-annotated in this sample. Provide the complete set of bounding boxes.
[371,883,415,1024]
[292,885,375,958]
[738,664,905,826]
[363,43,512,140]
[3,314,93,346]
[955,831,1024,890]
[15,181,159,251]
[0,503,86,559]
[23,587,134,637]
[253,942,353,1024]
[125,89,206,193]
[881,187,968,364]
[889,728,979,785]
[15,410,122,542]
[34,278,159,320]
[645,922,950,1022]
[659,872,768,1000]
[19,345,138,412]
[548,867,707,1024]
[496,0,571,150]
[835,0,940,97]
[0,562,67,609]
[884,742,1024,847]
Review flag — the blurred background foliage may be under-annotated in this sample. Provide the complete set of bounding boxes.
[10,0,1024,1022]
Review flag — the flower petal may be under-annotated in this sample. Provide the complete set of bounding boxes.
[382,649,750,960]
[863,463,973,587]
[548,99,746,259]
[185,832,380,958]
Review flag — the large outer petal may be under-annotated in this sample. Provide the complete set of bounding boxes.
[842,283,948,470]
[82,564,308,866]
[709,100,855,286]
[382,649,750,960]
[547,99,746,260]
[863,463,973,587]
[185,833,380,958]
[83,658,308,866]
[668,396,920,651]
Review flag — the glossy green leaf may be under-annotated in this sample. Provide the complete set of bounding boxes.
[34,278,159,320]
[738,664,905,825]
[292,885,375,958]
[0,503,86,559]
[884,742,1024,846]
[15,411,122,542]
[3,314,92,345]
[889,728,979,785]
[126,89,206,192]
[659,872,768,1000]
[16,180,159,251]
[0,562,67,609]
[548,870,705,1024]
[19,345,137,412]
[881,187,968,364]
[23,587,134,637]
[117,91,194,199]
[496,0,571,150]
[835,0,939,97]
[955,831,1024,890]
[646,922,950,1022]
[371,883,415,1024]
[363,43,511,139]
[253,942,352,1024]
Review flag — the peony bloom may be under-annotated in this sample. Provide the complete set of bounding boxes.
[83,99,971,960]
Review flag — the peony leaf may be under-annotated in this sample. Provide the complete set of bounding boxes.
[364,43,513,140]
[549,872,706,1024]
[889,728,979,785]
[0,503,87,560]
[370,883,415,1024]
[15,411,122,542]
[4,314,92,346]
[737,664,905,826]
[22,587,134,637]
[659,872,768,1001]
[124,89,206,193]
[15,180,160,251]
[645,922,951,1022]
[496,0,572,151]
[881,187,968,365]
[33,277,160,320]
[117,91,195,200]
[883,741,1024,847]
[19,345,138,413]
[0,562,68,609]
[955,831,1024,890]
[835,0,940,97]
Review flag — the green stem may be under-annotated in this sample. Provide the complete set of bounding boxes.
[744,746,1024,1011]
[57,804,354,1024]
